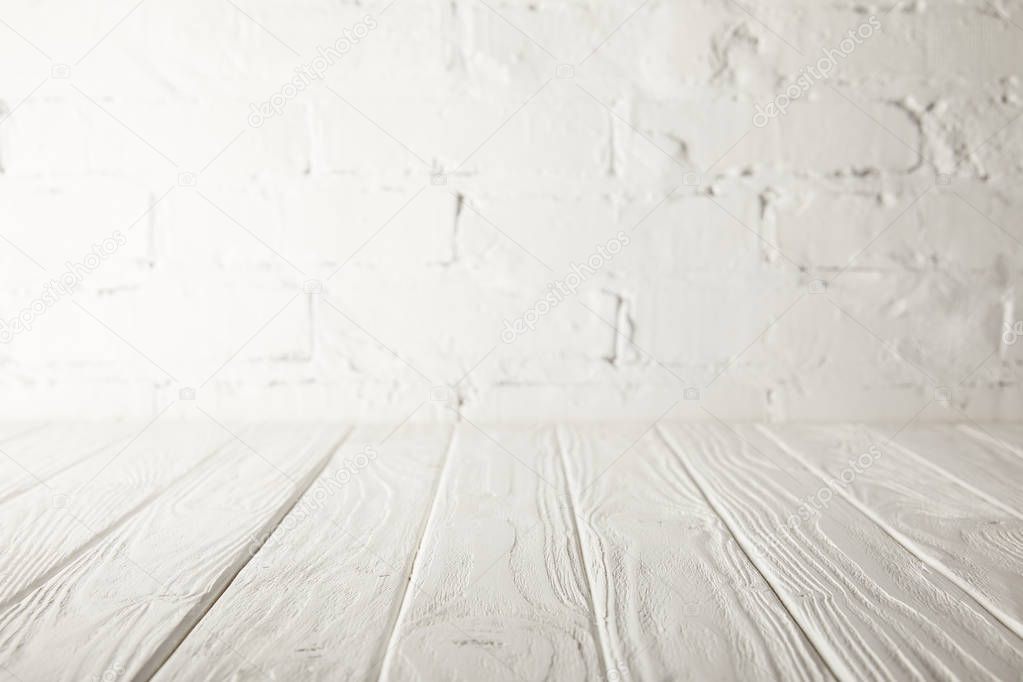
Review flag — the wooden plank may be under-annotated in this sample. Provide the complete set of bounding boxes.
[153,423,454,681]
[659,422,1023,681]
[763,424,1023,639]
[961,423,1023,481]
[0,423,47,446]
[560,423,835,681]
[0,422,348,682]
[0,421,227,610]
[892,425,1023,515]
[977,423,1023,446]
[380,422,604,681]
[0,422,131,505]
[0,422,47,446]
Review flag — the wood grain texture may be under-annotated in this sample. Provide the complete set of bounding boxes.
[893,425,1023,516]
[559,423,835,682]
[3,421,1023,682]
[962,423,1023,483]
[0,423,47,453]
[0,422,131,506]
[0,422,347,682]
[0,421,227,612]
[659,422,1023,682]
[762,424,1023,639]
[381,422,604,682]
[153,423,454,681]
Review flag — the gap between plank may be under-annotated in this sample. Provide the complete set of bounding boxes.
[0,431,137,507]
[655,425,848,682]
[874,428,1023,523]
[758,425,1023,642]
[0,434,239,616]
[0,422,50,446]
[554,426,612,682]
[135,425,353,682]
[373,424,459,682]
[958,424,1023,468]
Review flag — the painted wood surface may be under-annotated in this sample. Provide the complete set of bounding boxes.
[1,422,1022,682]
[380,423,604,681]
[0,423,347,682]
[762,424,1023,640]
[658,422,1023,681]
[559,423,835,682]
[0,421,228,612]
[0,422,131,506]
[154,424,454,681]
[0,423,45,443]
[963,423,1023,475]
[893,425,1023,515]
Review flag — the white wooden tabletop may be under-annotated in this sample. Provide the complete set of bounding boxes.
[0,421,1021,681]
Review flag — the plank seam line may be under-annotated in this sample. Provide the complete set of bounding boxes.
[877,427,1023,523]
[0,432,240,616]
[655,425,848,682]
[554,426,612,682]
[759,425,1023,642]
[0,428,136,507]
[137,425,355,682]
[958,424,1023,471]
[0,422,50,447]
[374,423,459,682]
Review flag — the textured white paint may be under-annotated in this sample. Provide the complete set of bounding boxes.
[0,0,1020,421]
[3,421,1023,680]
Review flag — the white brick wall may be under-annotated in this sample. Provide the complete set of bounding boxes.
[0,0,1020,423]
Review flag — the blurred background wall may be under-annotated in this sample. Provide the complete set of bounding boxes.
[0,0,1020,423]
